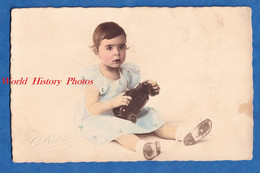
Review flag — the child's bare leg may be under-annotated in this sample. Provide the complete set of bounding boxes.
[154,123,178,140]
[115,134,140,151]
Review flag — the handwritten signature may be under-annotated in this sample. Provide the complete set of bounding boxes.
[30,135,74,148]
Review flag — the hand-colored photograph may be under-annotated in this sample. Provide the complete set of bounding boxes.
[10,7,253,162]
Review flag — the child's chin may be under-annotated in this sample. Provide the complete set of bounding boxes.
[106,64,122,69]
[112,62,124,67]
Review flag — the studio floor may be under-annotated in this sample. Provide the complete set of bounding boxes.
[20,114,252,163]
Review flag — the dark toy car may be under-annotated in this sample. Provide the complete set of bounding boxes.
[113,82,159,123]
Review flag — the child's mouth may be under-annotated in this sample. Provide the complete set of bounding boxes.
[113,59,121,63]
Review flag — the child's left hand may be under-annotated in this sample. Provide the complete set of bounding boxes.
[145,80,160,93]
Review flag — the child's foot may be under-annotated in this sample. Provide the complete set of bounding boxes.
[143,141,161,160]
[183,119,212,146]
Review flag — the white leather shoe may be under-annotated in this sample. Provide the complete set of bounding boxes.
[182,119,212,146]
[143,141,161,160]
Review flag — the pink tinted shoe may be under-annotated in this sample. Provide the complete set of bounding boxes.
[183,119,212,146]
[143,141,161,160]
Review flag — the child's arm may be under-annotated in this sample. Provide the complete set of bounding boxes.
[85,85,132,116]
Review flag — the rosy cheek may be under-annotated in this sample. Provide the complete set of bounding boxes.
[121,56,126,61]
[121,52,126,60]
[101,55,113,63]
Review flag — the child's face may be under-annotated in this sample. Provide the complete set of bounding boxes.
[97,35,127,68]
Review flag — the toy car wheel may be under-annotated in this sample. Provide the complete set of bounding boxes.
[129,114,137,123]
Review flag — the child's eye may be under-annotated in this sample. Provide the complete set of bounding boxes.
[106,46,113,51]
[119,45,126,50]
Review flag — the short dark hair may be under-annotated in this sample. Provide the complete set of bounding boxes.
[92,22,126,53]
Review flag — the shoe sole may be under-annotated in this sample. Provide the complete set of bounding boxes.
[143,141,161,160]
[183,119,212,146]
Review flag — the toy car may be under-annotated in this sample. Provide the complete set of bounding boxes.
[113,82,159,123]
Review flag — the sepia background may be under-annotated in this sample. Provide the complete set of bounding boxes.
[11,7,253,162]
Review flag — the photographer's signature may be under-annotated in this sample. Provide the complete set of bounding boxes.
[30,135,75,148]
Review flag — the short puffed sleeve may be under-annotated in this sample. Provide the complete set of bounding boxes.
[79,65,108,95]
[121,63,141,89]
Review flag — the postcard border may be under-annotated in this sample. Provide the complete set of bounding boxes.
[0,0,259,172]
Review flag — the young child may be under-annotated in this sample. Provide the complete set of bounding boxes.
[74,22,212,160]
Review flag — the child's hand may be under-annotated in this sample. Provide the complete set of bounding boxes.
[145,80,160,93]
[112,94,132,108]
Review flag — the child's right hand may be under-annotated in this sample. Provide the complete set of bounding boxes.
[112,94,132,108]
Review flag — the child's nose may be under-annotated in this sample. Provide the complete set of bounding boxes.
[113,48,120,55]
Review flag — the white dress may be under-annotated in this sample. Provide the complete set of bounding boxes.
[74,63,165,145]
